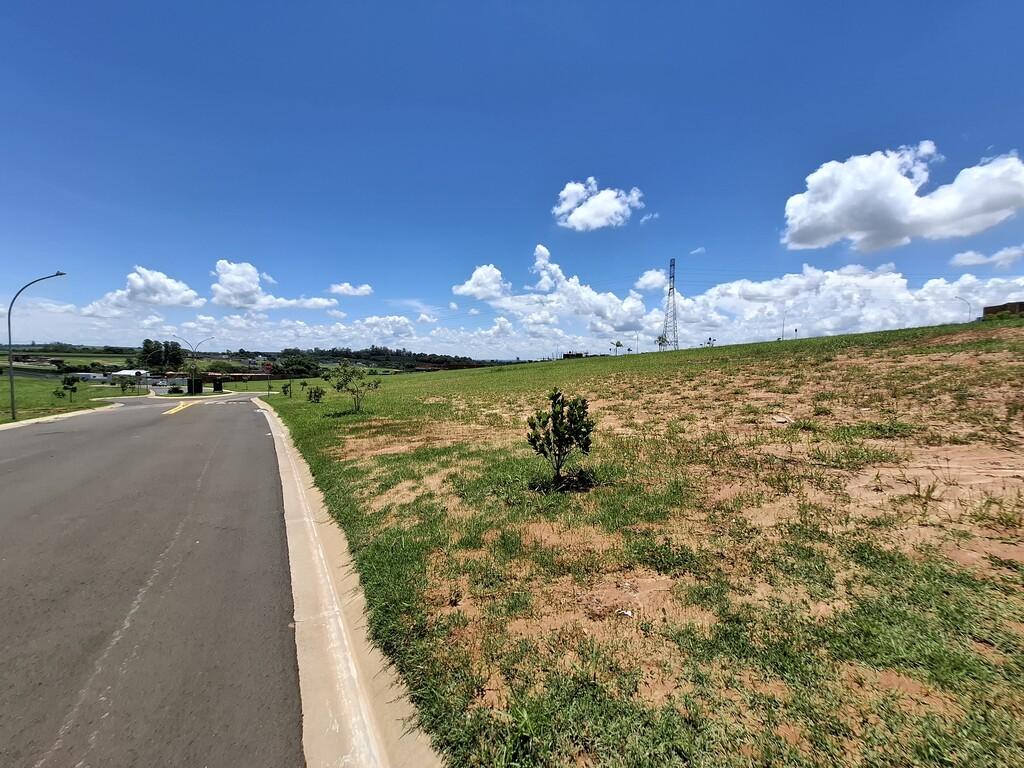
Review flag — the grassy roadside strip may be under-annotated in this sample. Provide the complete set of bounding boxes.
[0,376,146,424]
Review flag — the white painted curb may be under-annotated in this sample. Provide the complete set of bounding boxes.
[255,398,441,768]
[0,402,123,432]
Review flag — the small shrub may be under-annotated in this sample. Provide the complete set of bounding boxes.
[61,374,80,402]
[526,388,595,484]
[167,385,184,394]
[323,362,380,412]
[306,385,326,403]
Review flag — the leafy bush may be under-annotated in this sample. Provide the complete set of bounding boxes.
[167,385,184,394]
[526,388,595,483]
[306,385,326,403]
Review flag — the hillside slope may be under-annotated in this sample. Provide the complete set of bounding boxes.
[274,319,1024,767]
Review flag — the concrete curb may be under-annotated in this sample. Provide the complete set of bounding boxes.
[255,397,441,768]
[149,390,238,401]
[0,402,124,432]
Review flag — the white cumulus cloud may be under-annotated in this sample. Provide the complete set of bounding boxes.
[418,313,438,323]
[211,260,336,309]
[452,264,510,300]
[354,314,416,338]
[634,269,668,292]
[552,176,645,231]
[951,244,1024,270]
[783,141,1024,251]
[458,244,649,335]
[329,281,374,296]
[82,266,206,317]
[674,264,1024,343]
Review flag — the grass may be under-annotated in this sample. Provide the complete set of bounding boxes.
[0,375,146,424]
[271,317,1024,767]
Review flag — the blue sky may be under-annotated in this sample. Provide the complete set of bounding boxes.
[2,2,1023,357]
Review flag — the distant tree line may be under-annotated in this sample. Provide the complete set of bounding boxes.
[277,345,492,371]
[11,342,136,355]
[127,339,186,371]
[17,341,504,377]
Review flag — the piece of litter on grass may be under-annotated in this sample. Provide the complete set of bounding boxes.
[616,609,634,618]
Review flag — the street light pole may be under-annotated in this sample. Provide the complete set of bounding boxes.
[7,271,66,421]
[955,296,972,323]
[173,335,214,395]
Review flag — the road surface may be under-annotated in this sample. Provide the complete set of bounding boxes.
[0,394,304,767]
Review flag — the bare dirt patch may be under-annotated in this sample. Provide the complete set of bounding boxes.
[845,444,1024,563]
[922,326,1024,347]
[840,664,964,718]
[520,521,620,555]
[328,420,517,461]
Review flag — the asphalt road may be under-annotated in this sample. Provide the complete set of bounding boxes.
[0,394,304,767]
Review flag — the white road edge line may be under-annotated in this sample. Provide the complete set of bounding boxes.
[254,398,440,768]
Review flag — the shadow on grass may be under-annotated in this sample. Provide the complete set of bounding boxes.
[529,467,600,494]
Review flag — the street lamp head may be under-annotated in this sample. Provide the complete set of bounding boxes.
[55,271,67,277]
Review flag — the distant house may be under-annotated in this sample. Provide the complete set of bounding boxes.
[983,302,1024,318]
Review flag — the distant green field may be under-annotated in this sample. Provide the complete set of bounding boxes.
[0,375,146,424]
[10,351,132,367]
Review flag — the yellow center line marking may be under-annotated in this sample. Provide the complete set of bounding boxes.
[162,401,202,415]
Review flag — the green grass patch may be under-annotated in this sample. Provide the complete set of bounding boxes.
[0,375,142,424]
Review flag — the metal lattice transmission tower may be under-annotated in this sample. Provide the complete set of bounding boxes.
[661,257,679,351]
